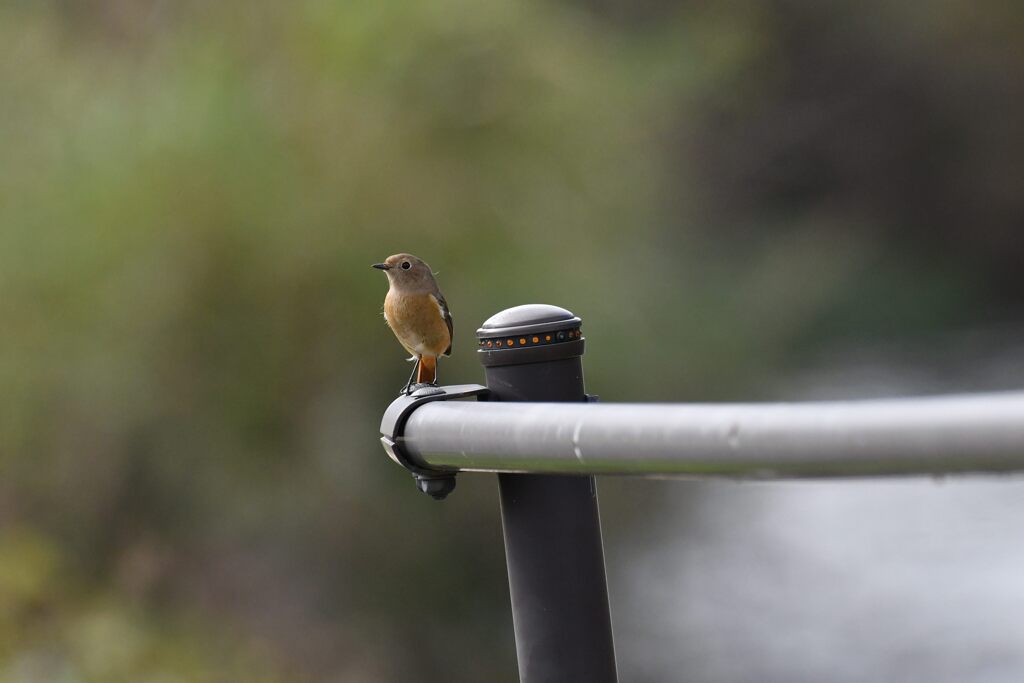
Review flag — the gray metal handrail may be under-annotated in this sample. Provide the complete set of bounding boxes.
[400,391,1024,478]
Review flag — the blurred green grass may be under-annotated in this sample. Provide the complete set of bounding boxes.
[0,2,664,679]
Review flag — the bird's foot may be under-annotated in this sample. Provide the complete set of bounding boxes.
[401,382,440,396]
[397,382,434,397]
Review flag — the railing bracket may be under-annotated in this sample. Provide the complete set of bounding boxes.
[379,383,490,500]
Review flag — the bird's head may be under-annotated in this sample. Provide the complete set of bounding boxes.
[372,253,436,291]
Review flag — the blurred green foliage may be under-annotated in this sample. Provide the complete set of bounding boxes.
[1,0,1021,680]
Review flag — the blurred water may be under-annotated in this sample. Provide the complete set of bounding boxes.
[616,478,1024,683]
[614,331,1024,682]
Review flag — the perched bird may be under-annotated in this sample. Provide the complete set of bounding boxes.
[372,253,453,394]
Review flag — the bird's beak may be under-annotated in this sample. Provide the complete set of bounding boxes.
[372,263,391,270]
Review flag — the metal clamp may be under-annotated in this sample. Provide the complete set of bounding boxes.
[379,383,491,500]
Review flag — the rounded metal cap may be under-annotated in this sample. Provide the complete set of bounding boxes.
[477,304,581,338]
[477,304,584,367]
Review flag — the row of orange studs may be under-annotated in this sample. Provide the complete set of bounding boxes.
[479,329,582,348]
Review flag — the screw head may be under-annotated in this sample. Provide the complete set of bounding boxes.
[414,474,457,500]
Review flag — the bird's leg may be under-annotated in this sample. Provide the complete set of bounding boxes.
[401,357,421,396]
[416,355,438,387]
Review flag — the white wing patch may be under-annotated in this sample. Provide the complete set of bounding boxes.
[429,294,445,318]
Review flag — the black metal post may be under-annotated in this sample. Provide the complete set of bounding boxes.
[477,305,618,683]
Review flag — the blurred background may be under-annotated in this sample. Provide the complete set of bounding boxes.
[2,0,1023,681]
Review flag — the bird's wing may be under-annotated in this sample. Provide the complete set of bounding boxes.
[431,292,454,356]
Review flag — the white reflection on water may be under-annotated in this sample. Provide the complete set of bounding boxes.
[617,479,1024,682]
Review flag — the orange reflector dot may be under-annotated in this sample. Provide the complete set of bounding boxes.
[532,336,539,343]
[545,335,551,341]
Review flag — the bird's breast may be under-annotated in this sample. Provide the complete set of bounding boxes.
[384,290,450,356]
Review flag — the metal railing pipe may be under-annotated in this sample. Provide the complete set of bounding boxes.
[400,392,1024,478]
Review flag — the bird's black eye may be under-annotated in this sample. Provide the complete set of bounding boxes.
[401,261,411,270]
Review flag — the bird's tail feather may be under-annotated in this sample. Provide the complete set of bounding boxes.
[417,355,437,384]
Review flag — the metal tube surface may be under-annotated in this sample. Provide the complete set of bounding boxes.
[402,391,1024,477]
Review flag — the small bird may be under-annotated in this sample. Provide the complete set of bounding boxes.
[372,253,453,394]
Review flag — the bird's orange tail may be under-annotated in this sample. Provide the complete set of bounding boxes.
[417,355,437,384]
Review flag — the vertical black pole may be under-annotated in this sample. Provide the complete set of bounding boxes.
[477,305,618,683]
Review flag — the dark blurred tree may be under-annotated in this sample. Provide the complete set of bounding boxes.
[676,0,1024,294]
